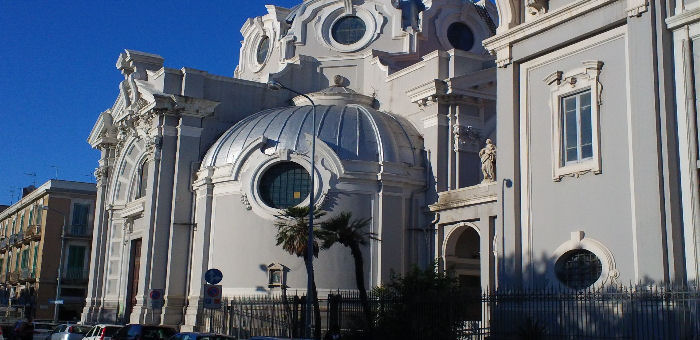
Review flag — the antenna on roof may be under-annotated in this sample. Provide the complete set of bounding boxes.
[50,166,59,180]
[24,173,37,186]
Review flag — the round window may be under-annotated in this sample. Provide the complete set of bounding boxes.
[555,249,603,290]
[331,16,367,45]
[447,22,475,51]
[257,36,270,64]
[259,162,311,209]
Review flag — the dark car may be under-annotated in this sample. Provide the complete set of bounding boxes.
[111,325,175,340]
[12,321,33,340]
[169,333,236,340]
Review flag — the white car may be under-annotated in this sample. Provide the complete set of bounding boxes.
[83,325,122,340]
[48,324,92,340]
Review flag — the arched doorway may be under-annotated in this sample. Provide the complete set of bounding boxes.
[444,225,481,293]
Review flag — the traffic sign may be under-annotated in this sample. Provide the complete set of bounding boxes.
[203,284,222,309]
[204,268,223,285]
[48,299,63,305]
[149,289,165,309]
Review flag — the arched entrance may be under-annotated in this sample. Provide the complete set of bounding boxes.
[444,225,481,293]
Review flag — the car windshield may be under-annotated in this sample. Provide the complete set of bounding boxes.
[103,327,121,337]
[71,326,92,334]
[142,327,175,340]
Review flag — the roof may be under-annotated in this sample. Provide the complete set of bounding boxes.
[202,104,422,169]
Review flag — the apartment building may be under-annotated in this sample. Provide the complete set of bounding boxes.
[0,180,96,321]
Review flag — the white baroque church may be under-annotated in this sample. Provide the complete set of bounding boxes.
[83,0,499,327]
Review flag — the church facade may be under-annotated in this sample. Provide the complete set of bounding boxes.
[483,0,700,290]
[83,0,498,327]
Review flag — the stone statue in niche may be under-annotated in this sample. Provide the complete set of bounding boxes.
[479,139,496,183]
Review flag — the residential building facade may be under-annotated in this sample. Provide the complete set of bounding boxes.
[0,180,96,321]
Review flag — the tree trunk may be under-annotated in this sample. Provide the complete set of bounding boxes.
[350,243,373,333]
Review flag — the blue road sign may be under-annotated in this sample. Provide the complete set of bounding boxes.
[204,268,223,284]
[48,299,64,305]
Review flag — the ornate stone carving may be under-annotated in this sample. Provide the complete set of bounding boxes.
[526,0,548,17]
[240,194,252,211]
[479,139,496,183]
[94,166,110,184]
[453,125,481,152]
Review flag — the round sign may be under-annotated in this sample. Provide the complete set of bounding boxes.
[206,285,221,297]
[204,268,223,284]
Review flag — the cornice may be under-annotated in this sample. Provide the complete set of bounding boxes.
[483,0,619,67]
[666,7,700,30]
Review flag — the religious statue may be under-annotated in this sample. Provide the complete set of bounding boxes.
[479,139,496,183]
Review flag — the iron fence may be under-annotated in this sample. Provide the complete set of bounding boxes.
[195,286,700,339]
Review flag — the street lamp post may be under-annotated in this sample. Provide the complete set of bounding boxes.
[267,80,316,338]
[42,206,66,323]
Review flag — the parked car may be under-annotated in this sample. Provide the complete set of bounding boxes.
[12,320,33,340]
[31,322,57,340]
[82,325,121,340]
[111,325,175,340]
[169,333,236,340]
[47,324,91,340]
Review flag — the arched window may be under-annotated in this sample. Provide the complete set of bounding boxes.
[135,161,149,199]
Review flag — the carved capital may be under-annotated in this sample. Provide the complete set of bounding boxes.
[526,0,548,17]
[453,125,482,152]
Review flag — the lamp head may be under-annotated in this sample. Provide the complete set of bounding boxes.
[267,80,283,91]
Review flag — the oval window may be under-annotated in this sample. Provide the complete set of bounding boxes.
[447,22,475,51]
[555,249,603,290]
[259,162,311,209]
[331,16,366,45]
[257,36,270,64]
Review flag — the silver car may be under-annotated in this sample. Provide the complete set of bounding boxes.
[48,325,91,340]
[82,325,121,340]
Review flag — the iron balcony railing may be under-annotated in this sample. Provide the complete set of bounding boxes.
[0,239,7,249]
[67,225,90,237]
[19,268,34,281]
[8,272,19,283]
[62,267,89,281]
[8,235,16,244]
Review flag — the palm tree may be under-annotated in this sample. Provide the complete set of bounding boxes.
[321,212,375,330]
[274,206,327,340]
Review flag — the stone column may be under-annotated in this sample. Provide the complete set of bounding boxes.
[160,115,206,326]
[82,145,114,323]
[182,171,214,331]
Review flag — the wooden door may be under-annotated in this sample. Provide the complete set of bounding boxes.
[126,239,142,317]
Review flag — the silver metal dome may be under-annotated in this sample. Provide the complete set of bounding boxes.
[202,104,422,168]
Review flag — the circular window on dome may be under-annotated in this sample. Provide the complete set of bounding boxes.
[257,36,270,64]
[259,162,311,209]
[332,16,366,45]
[447,22,475,51]
[555,249,603,290]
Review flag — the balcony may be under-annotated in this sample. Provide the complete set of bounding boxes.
[8,271,19,284]
[19,268,35,282]
[62,268,89,283]
[8,235,16,245]
[15,231,23,244]
[23,225,41,242]
[66,225,91,238]
[0,239,7,251]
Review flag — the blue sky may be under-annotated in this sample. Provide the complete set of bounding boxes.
[0,0,300,205]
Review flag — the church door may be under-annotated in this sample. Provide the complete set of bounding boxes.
[126,239,142,318]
